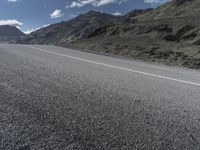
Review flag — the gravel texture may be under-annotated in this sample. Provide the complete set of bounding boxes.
[0,44,200,150]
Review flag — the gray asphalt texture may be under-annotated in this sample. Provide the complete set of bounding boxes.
[1,44,200,150]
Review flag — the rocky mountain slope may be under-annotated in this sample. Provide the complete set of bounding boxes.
[20,11,124,44]
[67,0,200,69]
[20,0,200,69]
[0,25,26,43]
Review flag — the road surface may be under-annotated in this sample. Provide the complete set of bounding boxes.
[0,44,200,150]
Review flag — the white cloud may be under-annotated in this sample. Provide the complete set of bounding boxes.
[0,19,23,28]
[144,0,159,3]
[67,0,128,8]
[50,9,64,19]
[96,0,118,6]
[144,0,171,4]
[112,11,122,16]
[67,1,84,8]
[24,24,50,34]
[8,0,19,2]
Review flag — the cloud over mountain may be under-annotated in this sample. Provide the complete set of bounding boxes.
[144,0,171,4]
[0,19,23,28]
[67,0,128,8]
[24,24,50,34]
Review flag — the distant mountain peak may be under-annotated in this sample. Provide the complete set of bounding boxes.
[19,10,123,44]
[0,25,25,35]
[0,25,26,43]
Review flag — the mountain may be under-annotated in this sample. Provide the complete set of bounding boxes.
[136,0,199,21]
[66,0,200,69]
[174,0,193,5]
[125,8,153,18]
[20,0,200,69]
[20,11,123,44]
[0,25,26,43]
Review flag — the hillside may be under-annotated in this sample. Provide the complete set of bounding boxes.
[137,0,198,21]
[20,0,200,69]
[67,0,200,69]
[0,25,26,43]
[20,11,123,44]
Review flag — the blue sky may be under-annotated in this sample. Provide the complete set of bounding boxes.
[0,0,169,34]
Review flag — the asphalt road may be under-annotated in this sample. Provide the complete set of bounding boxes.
[1,44,200,150]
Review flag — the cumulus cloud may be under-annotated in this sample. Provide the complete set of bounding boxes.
[67,0,128,8]
[24,24,50,34]
[50,9,64,19]
[0,19,23,28]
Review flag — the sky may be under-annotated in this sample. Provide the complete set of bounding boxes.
[0,0,169,34]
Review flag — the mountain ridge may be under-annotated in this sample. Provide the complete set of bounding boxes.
[19,0,200,69]
[20,11,124,44]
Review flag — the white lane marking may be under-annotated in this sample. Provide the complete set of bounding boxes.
[25,45,200,87]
